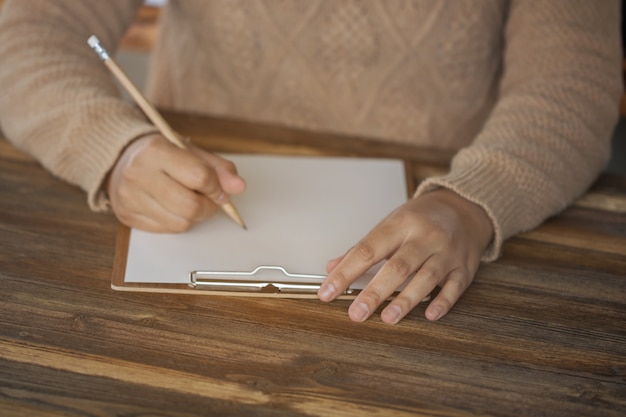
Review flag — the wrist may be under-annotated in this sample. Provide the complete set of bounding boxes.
[426,188,494,253]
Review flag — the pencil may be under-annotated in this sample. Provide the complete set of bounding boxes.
[87,35,246,230]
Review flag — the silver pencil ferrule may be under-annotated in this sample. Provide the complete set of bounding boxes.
[87,35,110,61]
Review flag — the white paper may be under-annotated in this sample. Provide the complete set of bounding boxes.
[124,154,408,288]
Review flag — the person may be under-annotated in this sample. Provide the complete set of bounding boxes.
[0,0,621,324]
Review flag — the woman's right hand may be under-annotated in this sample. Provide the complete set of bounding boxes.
[106,134,246,232]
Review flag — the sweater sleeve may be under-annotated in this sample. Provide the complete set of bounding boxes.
[415,0,623,261]
[0,0,160,211]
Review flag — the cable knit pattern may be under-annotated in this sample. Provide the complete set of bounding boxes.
[0,0,622,260]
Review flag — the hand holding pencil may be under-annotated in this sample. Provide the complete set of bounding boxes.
[88,35,247,232]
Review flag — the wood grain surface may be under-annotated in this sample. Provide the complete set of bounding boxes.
[1,111,625,417]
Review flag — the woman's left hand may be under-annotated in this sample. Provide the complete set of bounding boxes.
[317,188,494,323]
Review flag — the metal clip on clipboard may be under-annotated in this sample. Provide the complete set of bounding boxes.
[189,265,355,295]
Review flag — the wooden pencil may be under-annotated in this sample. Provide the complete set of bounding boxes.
[87,35,246,230]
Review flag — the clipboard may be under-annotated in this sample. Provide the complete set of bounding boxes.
[111,154,415,299]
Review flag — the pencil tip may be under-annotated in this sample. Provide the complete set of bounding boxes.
[242,224,248,230]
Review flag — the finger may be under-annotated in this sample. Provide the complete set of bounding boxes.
[114,153,219,227]
[318,229,401,302]
[110,136,232,230]
[194,150,247,196]
[347,242,430,322]
[144,170,219,223]
[325,255,345,273]
[163,149,227,204]
[425,268,473,321]
[111,176,211,233]
[380,255,447,324]
[114,187,198,232]
[119,210,171,233]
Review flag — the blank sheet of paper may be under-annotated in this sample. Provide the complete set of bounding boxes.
[123,154,408,288]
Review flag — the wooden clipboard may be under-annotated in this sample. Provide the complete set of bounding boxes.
[111,154,415,298]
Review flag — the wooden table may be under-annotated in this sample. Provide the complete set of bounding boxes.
[1,112,625,417]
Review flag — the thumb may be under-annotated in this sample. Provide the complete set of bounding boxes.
[194,149,247,197]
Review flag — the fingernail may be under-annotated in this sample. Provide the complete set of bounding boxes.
[318,283,335,301]
[382,305,402,324]
[350,302,370,322]
[427,305,443,321]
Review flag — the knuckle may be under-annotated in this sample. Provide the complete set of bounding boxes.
[180,195,204,219]
[393,293,420,311]
[390,208,425,230]
[120,165,142,185]
[423,225,451,245]
[358,290,384,307]
[189,166,214,190]
[445,270,472,292]
[435,296,454,312]
[114,184,133,203]
[396,208,420,225]
[416,266,441,286]
[384,257,413,278]
[442,279,463,296]
[115,211,133,226]
[220,160,237,174]
[170,217,194,233]
[352,239,376,262]
[331,268,352,287]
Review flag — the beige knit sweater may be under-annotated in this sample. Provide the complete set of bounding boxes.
[0,0,622,260]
